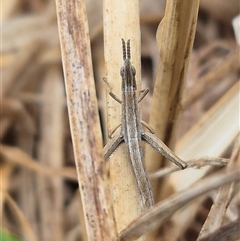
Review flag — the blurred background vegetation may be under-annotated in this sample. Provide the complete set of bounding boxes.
[1,0,239,241]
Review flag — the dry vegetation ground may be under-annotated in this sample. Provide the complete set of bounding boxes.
[1,0,240,241]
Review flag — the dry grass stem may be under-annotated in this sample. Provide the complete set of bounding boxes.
[103,0,144,237]
[0,144,77,180]
[149,157,229,180]
[197,140,240,240]
[0,98,35,139]
[119,169,240,240]
[55,0,116,240]
[170,81,239,192]
[145,0,200,199]
[3,192,38,241]
[184,46,240,109]
[2,41,42,95]
[198,218,240,241]
[36,66,65,241]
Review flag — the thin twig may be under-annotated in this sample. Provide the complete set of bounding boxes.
[149,157,228,180]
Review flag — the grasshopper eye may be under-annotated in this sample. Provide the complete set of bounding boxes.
[120,66,124,77]
[131,66,136,76]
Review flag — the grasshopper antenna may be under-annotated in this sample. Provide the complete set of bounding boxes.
[121,38,126,60]
[127,39,131,60]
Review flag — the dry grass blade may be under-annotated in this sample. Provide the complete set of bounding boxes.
[144,2,200,239]
[197,140,240,240]
[198,219,240,241]
[3,191,38,241]
[0,144,77,180]
[55,0,116,240]
[184,46,240,109]
[2,41,42,96]
[172,81,239,191]
[145,0,200,195]
[0,98,35,139]
[35,66,65,241]
[149,157,228,180]
[119,169,240,240]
